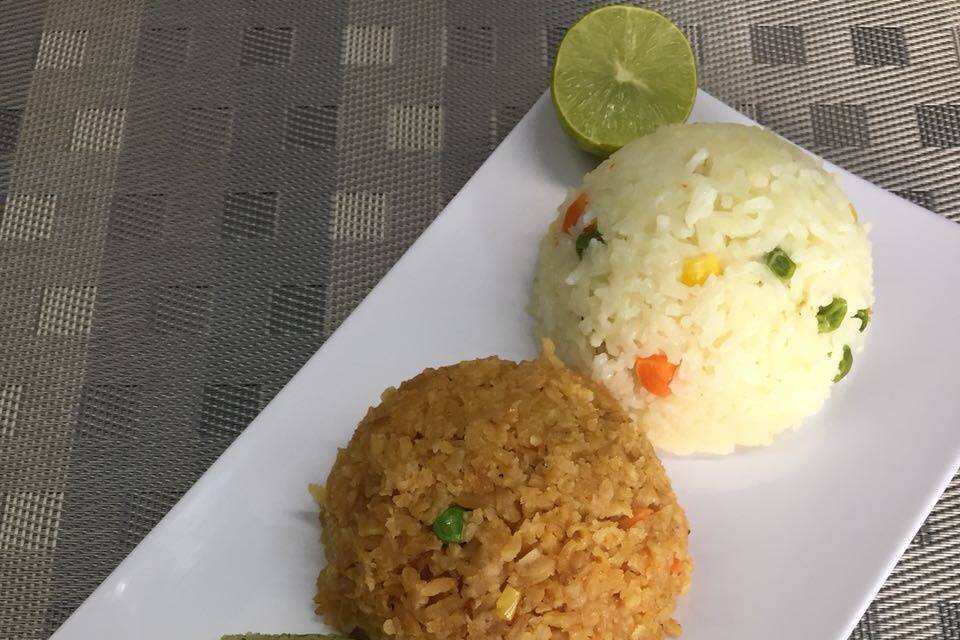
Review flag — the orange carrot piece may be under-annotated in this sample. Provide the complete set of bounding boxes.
[561,193,588,234]
[618,504,655,529]
[670,555,683,575]
[634,354,678,397]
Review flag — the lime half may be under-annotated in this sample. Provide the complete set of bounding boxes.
[551,5,697,157]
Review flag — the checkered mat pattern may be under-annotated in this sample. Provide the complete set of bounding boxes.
[0,1,958,638]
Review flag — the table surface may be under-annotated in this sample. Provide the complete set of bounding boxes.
[0,1,958,639]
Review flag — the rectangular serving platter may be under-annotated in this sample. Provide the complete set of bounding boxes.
[52,91,960,640]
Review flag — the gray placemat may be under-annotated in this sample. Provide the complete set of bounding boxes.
[0,1,958,638]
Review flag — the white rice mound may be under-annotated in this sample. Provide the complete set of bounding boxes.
[530,123,874,455]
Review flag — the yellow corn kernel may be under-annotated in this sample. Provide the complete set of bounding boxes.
[850,205,858,222]
[307,483,325,505]
[680,253,722,286]
[495,585,521,621]
[664,618,683,637]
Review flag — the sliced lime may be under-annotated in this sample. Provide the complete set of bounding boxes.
[221,635,348,640]
[551,5,698,156]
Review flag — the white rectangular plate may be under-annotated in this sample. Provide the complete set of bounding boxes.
[53,91,960,640]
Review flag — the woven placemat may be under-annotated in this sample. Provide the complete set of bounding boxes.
[0,1,958,638]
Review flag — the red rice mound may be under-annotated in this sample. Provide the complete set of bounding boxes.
[315,352,691,640]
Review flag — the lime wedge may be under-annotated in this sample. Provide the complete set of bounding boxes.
[551,5,697,156]
[221,635,347,640]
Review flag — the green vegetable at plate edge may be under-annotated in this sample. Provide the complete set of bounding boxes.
[817,297,848,333]
[576,225,605,258]
[834,345,853,382]
[853,308,871,332]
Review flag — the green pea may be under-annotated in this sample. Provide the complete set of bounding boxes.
[575,225,604,258]
[853,308,871,332]
[834,345,853,382]
[432,505,468,544]
[816,297,848,333]
[763,247,796,281]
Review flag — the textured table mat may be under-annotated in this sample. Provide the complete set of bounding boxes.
[1,1,959,638]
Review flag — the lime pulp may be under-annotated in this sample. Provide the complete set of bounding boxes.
[551,5,698,157]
